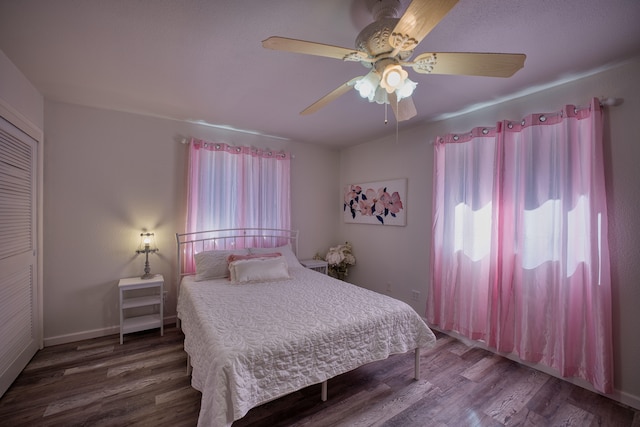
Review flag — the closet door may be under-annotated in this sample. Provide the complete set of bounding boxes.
[0,116,39,397]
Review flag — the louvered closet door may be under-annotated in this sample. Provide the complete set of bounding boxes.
[0,116,38,397]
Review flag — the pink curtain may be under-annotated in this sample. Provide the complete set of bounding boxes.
[428,98,613,393]
[184,138,291,272]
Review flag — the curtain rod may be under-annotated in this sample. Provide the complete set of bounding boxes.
[429,97,622,145]
[179,137,295,158]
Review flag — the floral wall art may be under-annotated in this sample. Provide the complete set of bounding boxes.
[343,179,406,226]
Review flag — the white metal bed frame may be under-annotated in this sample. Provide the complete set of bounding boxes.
[175,227,298,286]
[174,227,420,404]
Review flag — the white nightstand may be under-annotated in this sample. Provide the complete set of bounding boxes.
[118,274,164,344]
[300,259,328,274]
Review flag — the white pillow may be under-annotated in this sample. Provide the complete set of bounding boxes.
[229,256,290,283]
[249,245,301,268]
[194,249,249,281]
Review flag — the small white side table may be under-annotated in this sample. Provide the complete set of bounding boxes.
[300,259,328,274]
[118,274,164,344]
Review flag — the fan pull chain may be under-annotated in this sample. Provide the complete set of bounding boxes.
[395,95,399,144]
[383,99,399,143]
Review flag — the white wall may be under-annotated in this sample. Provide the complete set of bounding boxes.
[339,56,640,406]
[0,49,43,134]
[42,101,340,343]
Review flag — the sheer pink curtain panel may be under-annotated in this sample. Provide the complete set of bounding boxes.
[428,98,613,393]
[183,138,291,274]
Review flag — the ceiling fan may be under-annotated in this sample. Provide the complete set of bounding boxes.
[262,0,526,121]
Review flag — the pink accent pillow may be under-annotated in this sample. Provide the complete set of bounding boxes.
[227,252,281,263]
[249,245,301,268]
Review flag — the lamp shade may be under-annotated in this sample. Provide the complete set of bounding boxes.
[136,232,158,254]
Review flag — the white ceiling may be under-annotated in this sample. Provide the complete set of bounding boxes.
[1,0,639,147]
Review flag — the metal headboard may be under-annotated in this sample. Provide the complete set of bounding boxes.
[175,228,298,285]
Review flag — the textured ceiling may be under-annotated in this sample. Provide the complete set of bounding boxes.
[1,0,639,147]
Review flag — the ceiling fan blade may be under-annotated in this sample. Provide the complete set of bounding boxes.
[391,0,459,51]
[410,52,526,77]
[262,36,369,62]
[388,93,417,122]
[300,77,362,115]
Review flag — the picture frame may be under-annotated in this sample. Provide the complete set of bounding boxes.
[343,178,407,226]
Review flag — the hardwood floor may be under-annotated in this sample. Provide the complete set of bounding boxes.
[1,327,638,427]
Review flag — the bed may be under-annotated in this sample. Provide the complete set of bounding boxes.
[175,228,436,427]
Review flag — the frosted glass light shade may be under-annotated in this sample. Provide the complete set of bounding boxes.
[354,71,381,101]
[396,78,417,100]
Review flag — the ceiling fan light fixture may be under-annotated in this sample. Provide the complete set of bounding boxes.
[395,77,417,100]
[354,71,381,101]
[380,64,408,93]
[373,86,388,104]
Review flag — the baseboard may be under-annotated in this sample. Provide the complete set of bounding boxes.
[430,325,640,411]
[611,390,640,412]
[43,316,177,347]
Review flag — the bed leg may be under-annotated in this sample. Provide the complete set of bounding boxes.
[414,348,421,380]
[321,380,327,402]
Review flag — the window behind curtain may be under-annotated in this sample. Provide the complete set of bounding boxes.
[184,139,291,272]
[428,98,613,393]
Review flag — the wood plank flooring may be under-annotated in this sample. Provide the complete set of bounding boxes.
[0,326,638,426]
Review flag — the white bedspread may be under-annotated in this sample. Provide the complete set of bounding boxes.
[177,266,436,427]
